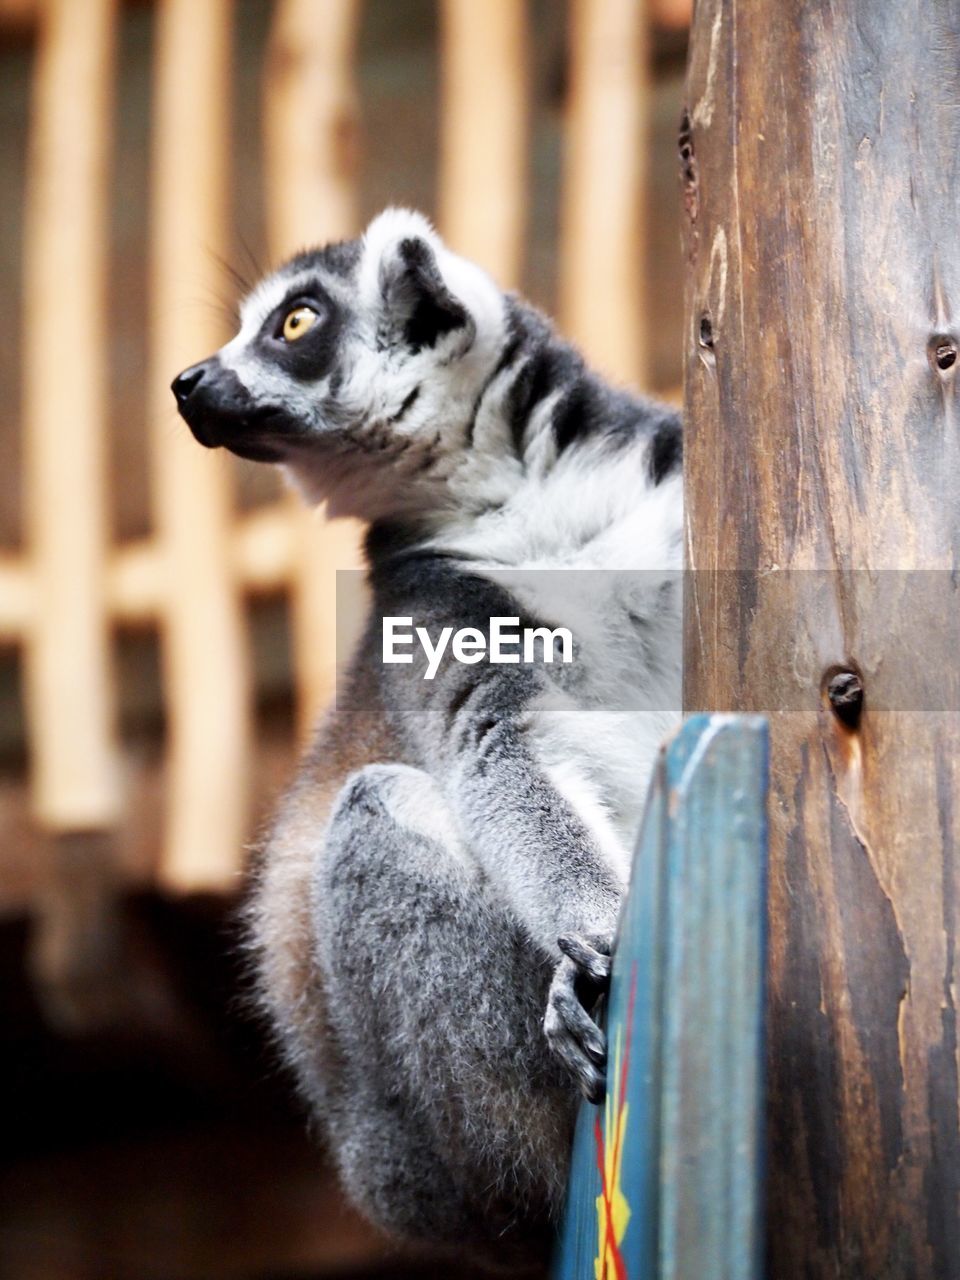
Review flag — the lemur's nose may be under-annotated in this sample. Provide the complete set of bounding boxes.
[171,361,210,404]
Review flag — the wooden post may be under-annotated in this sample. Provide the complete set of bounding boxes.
[560,0,650,388]
[149,0,252,891]
[682,2,960,1276]
[262,0,362,737]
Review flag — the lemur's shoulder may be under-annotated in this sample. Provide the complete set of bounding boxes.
[492,292,681,476]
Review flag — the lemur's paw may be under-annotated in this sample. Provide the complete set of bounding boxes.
[543,934,612,1105]
[557,933,612,983]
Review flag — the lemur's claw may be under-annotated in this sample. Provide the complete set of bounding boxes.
[557,933,612,985]
[544,937,612,1104]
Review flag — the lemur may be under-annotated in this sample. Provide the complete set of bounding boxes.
[172,209,682,1271]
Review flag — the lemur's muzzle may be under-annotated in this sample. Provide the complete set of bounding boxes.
[171,358,293,463]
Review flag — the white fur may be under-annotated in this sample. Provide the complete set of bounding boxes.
[429,452,683,882]
[372,763,472,868]
[435,437,682,569]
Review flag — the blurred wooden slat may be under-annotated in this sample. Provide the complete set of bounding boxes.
[0,553,33,641]
[0,712,300,917]
[231,502,300,594]
[438,0,528,289]
[264,0,359,255]
[1,504,301,638]
[649,0,692,29]
[110,504,299,624]
[110,503,298,621]
[0,0,36,30]
[263,0,363,739]
[148,0,251,891]
[22,0,121,829]
[106,540,166,627]
[560,0,651,387]
[21,0,127,1032]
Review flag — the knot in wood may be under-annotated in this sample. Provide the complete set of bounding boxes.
[697,312,716,369]
[929,334,958,374]
[678,109,698,224]
[826,670,863,729]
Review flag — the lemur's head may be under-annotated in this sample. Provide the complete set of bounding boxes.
[172,209,506,520]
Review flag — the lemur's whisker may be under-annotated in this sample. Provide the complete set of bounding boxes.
[213,255,254,299]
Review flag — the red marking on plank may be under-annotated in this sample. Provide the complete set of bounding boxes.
[592,963,638,1279]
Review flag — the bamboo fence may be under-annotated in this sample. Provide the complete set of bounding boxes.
[1,0,670,913]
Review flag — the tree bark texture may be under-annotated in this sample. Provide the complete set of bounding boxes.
[681,3,960,1277]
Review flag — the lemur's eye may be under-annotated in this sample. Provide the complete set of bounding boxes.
[281,305,318,342]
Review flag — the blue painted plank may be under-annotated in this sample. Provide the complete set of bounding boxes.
[553,713,769,1280]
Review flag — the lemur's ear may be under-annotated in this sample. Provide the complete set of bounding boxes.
[390,237,470,351]
[361,210,473,353]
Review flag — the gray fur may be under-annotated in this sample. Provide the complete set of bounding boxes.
[171,209,683,1271]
